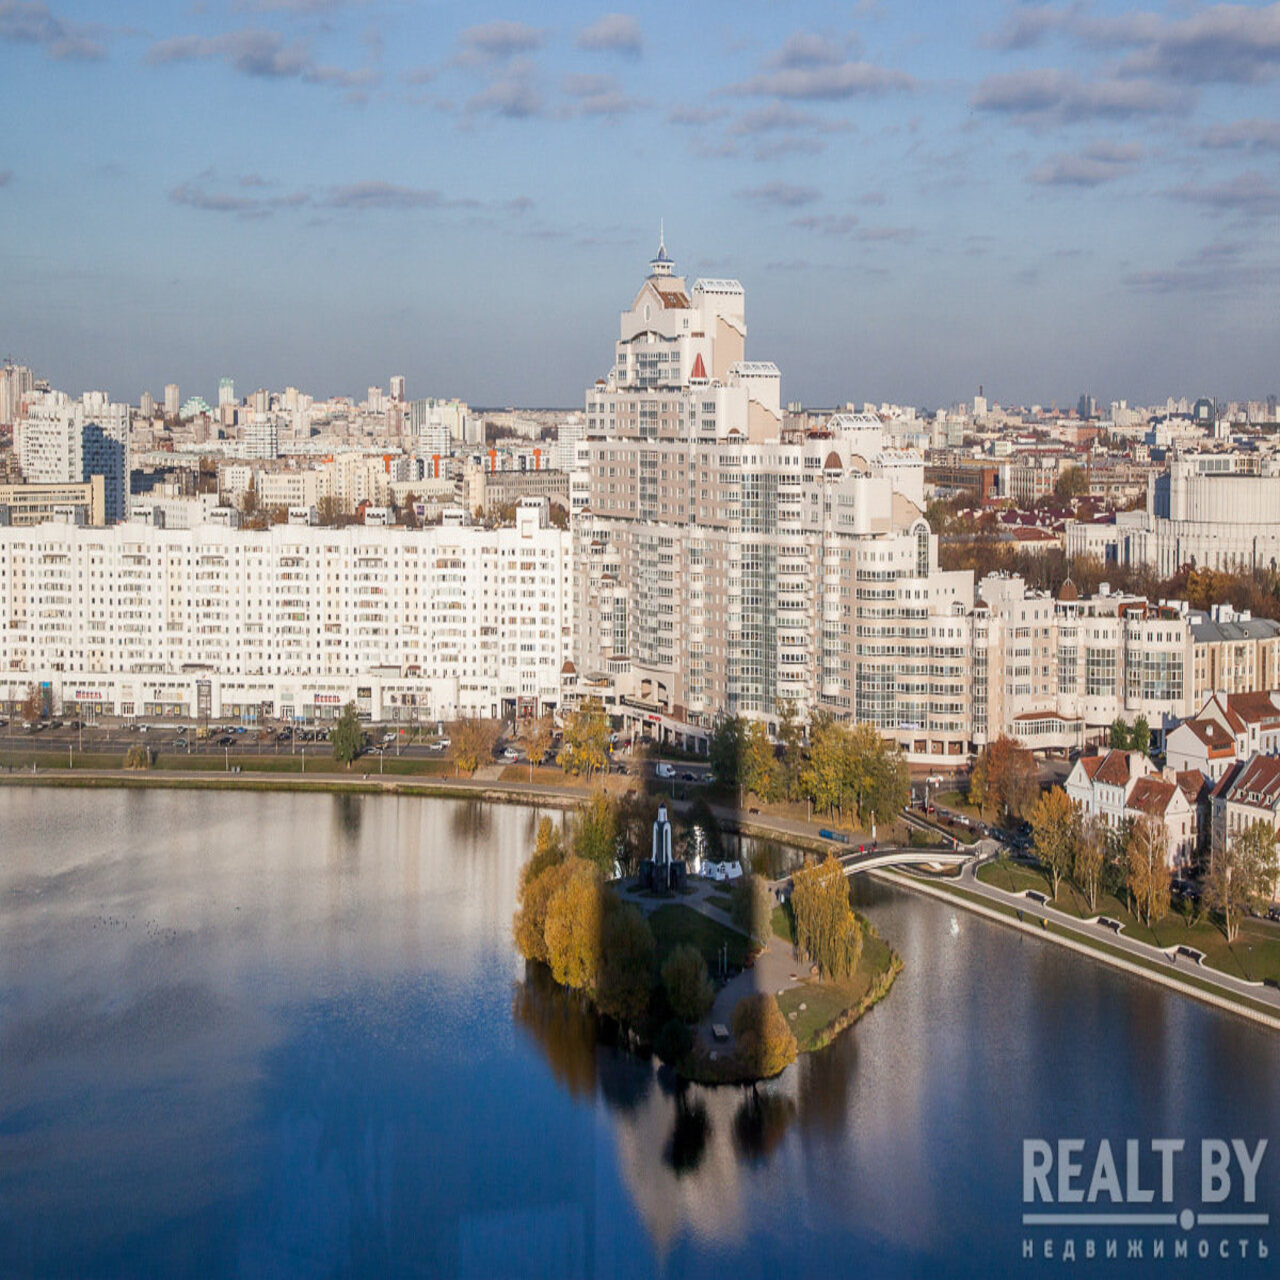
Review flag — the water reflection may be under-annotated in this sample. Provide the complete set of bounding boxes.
[2,788,1279,1280]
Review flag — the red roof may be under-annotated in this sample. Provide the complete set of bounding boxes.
[1226,692,1280,728]
[1127,776,1178,817]
[1220,753,1280,808]
[691,353,707,381]
[1180,719,1237,757]
[1094,750,1132,787]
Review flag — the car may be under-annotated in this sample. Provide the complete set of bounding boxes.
[1268,907,1280,923]
[382,732,397,745]
[682,772,696,782]
[502,749,519,762]
[655,762,675,779]
[217,735,233,746]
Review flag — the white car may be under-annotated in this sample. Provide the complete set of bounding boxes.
[655,762,676,779]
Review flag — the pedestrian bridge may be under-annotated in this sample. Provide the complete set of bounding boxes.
[776,845,974,889]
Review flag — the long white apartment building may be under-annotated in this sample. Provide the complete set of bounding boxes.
[573,237,971,761]
[0,499,570,724]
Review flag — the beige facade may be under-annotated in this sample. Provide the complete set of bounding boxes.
[0,477,105,526]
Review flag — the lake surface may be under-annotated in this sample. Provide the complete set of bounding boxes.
[2,788,1278,1279]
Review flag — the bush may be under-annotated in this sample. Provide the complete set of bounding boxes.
[731,993,797,1080]
[512,822,568,965]
[124,745,151,770]
[661,943,715,1023]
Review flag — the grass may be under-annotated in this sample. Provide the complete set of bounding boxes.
[936,789,982,818]
[647,902,751,971]
[707,890,735,914]
[775,928,899,1052]
[974,856,1280,985]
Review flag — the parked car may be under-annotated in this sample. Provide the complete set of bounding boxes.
[655,762,675,779]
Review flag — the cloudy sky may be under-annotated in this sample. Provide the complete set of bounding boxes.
[3,1,1280,410]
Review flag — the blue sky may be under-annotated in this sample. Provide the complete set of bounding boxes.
[3,1,1280,410]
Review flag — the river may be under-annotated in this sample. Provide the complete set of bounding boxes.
[1,788,1277,1278]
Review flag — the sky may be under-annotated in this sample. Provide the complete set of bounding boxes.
[3,1,1280,411]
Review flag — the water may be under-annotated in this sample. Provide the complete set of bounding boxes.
[1,789,1278,1278]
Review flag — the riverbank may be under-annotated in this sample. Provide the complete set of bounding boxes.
[875,867,1280,1031]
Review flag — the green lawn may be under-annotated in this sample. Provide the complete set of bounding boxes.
[936,789,982,818]
[976,857,1280,984]
[707,890,735,914]
[647,902,751,970]
[775,930,896,1052]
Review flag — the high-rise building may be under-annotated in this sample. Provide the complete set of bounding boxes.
[16,390,129,523]
[218,377,235,408]
[139,391,155,419]
[573,237,969,759]
[0,363,35,427]
[164,384,180,416]
[390,375,406,402]
[242,414,279,460]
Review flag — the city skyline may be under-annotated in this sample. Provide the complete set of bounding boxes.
[5,1,1280,407]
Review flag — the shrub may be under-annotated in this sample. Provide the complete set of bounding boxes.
[596,900,656,1027]
[731,873,774,950]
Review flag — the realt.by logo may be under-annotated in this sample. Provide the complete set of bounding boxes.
[1021,1139,1270,1265]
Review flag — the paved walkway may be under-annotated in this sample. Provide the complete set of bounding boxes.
[698,934,805,1053]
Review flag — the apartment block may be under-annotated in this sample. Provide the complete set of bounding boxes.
[0,499,571,723]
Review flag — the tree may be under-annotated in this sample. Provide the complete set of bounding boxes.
[573,791,619,875]
[661,943,715,1023]
[512,819,568,965]
[20,683,41,724]
[1074,813,1106,912]
[1054,466,1088,501]
[791,854,863,981]
[561,698,610,779]
[742,720,777,800]
[801,711,846,818]
[522,714,555,777]
[614,792,660,877]
[1109,718,1131,750]
[969,735,1038,823]
[775,699,805,802]
[731,994,797,1080]
[1131,715,1151,756]
[596,900,655,1029]
[450,716,497,776]
[1126,813,1171,927]
[331,702,365,766]
[543,858,603,992]
[709,714,746,792]
[124,744,151,770]
[1029,787,1078,900]
[680,796,723,866]
[863,735,909,829]
[731,873,774,950]
[1206,820,1280,943]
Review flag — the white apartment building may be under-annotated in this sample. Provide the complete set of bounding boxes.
[16,390,130,523]
[0,499,571,724]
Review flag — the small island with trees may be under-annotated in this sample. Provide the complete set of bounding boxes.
[512,787,903,1085]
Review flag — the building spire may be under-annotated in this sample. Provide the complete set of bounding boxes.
[649,222,674,277]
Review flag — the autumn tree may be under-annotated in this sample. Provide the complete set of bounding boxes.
[968,734,1038,824]
[573,790,619,875]
[562,698,610,779]
[331,702,366,766]
[596,900,655,1029]
[1029,787,1078,900]
[1206,820,1280,943]
[1074,812,1106,912]
[791,854,863,981]
[543,858,603,991]
[614,792,660,876]
[742,720,777,801]
[731,873,774,950]
[1054,466,1088,501]
[1126,814,1171,927]
[801,711,846,818]
[450,716,498,776]
[661,943,715,1023]
[731,994,797,1080]
[521,714,555,778]
[512,819,568,965]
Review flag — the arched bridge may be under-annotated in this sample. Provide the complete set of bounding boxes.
[772,844,974,891]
